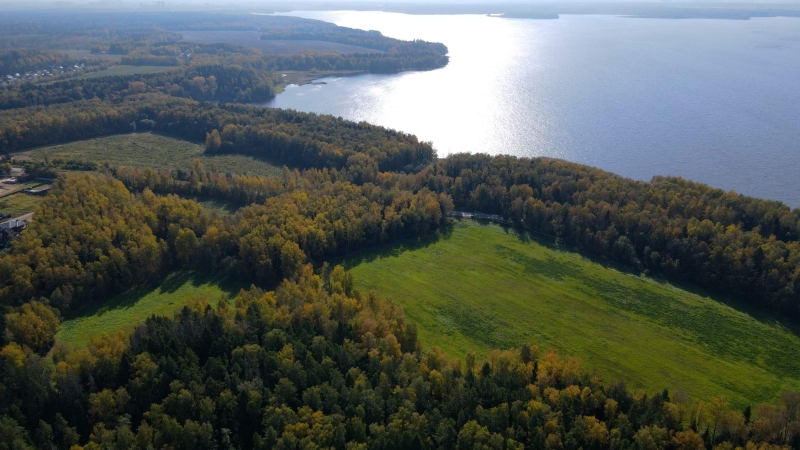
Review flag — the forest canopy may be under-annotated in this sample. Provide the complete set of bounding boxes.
[0,9,799,450]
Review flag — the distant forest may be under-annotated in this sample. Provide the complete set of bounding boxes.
[1,10,799,450]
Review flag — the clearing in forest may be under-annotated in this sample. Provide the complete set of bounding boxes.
[15,133,282,177]
[56,271,243,348]
[345,221,800,406]
[0,193,43,217]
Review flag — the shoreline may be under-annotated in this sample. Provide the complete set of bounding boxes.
[274,70,367,91]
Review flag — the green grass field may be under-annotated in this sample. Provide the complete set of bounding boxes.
[195,198,241,217]
[19,133,281,177]
[0,193,43,217]
[344,221,800,406]
[56,271,244,348]
[63,50,122,62]
[71,65,173,80]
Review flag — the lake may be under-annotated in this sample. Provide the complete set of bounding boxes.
[260,12,800,207]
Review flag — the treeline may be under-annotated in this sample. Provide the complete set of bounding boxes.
[406,154,800,316]
[110,147,800,318]
[0,171,449,315]
[0,49,74,75]
[0,47,447,111]
[260,50,449,73]
[0,174,213,315]
[3,93,800,317]
[0,57,277,110]
[119,53,182,66]
[3,267,800,449]
[0,94,436,174]
[259,16,449,67]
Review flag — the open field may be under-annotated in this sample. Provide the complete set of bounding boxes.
[70,65,174,80]
[179,30,382,55]
[15,133,282,177]
[195,198,241,217]
[56,271,244,347]
[0,193,43,217]
[344,221,800,405]
[0,180,46,198]
[63,49,123,62]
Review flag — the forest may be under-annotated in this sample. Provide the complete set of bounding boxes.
[0,49,75,75]
[1,9,800,450]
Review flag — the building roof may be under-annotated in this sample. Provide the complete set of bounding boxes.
[0,220,26,229]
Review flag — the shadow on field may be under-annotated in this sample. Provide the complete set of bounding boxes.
[64,271,241,321]
[336,226,455,269]
[497,221,800,339]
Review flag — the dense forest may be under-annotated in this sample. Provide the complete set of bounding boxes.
[0,173,448,314]
[1,9,800,450]
[0,11,448,75]
[1,265,799,449]
[2,91,798,318]
[0,49,75,75]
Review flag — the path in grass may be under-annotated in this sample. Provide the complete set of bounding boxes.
[56,271,243,347]
[345,221,800,405]
[16,133,281,178]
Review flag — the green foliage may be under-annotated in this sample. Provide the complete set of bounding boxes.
[55,271,239,348]
[3,268,800,449]
[346,222,800,405]
[69,65,173,80]
[0,173,214,313]
[258,16,449,72]
[4,301,60,354]
[20,133,281,178]
[2,11,800,448]
[0,171,449,315]
[0,193,42,217]
[416,154,800,318]
[0,94,435,174]
[0,49,73,75]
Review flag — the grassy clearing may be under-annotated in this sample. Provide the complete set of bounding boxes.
[195,198,241,217]
[344,221,800,406]
[63,50,122,62]
[56,271,245,348]
[18,133,281,177]
[0,193,43,217]
[71,65,174,80]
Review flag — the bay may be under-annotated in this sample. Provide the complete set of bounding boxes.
[260,12,800,207]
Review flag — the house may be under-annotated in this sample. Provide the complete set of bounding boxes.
[0,220,26,247]
[0,219,26,231]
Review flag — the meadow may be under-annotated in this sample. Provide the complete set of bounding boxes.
[70,65,173,80]
[0,193,43,217]
[55,271,243,348]
[345,220,800,406]
[17,133,281,177]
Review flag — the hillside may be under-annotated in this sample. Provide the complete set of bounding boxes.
[346,221,800,406]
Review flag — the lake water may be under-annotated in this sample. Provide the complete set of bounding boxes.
[260,12,800,207]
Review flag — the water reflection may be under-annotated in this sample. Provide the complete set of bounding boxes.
[261,12,800,206]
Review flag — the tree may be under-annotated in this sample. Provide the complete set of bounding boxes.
[279,241,306,280]
[673,430,705,450]
[205,129,222,152]
[175,228,200,266]
[4,301,60,354]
